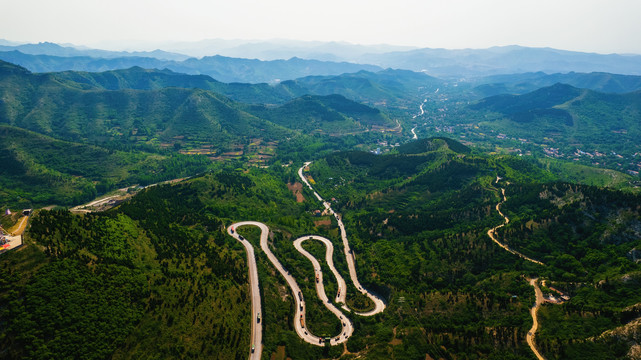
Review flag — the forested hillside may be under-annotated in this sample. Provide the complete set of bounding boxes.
[0,166,317,359]
[0,125,210,207]
[307,138,641,359]
[244,94,393,134]
[0,60,398,154]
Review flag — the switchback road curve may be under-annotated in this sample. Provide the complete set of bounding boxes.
[298,162,386,316]
[228,222,353,351]
[229,162,387,358]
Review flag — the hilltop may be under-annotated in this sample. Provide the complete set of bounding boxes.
[468,83,641,157]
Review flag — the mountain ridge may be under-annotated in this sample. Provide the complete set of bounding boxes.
[0,50,382,83]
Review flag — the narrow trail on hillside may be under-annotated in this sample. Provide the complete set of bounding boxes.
[488,177,545,266]
[527,278,547,360]
[488,177,548,359]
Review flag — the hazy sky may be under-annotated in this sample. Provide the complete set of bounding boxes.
[2,0,640,54]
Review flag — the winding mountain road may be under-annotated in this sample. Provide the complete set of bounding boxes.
[294,235,347,305]
[299,162,387,316]
[229,162,387,358]
[488,179,547,359]
[229,221,353,350]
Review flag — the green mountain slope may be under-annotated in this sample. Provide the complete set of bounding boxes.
[397,136,471,154]
[50,65,440,107]
[244,94,394,134]
[0,125,210,206]
[0,63,289,148]
[2,138,640,359]
[51,66,295,104]
[468,83,641,160]
[0,60,400,153]
[307,138,641,359]
[0,166,337,359]
[278,69,442,106]
[470,83,584,114]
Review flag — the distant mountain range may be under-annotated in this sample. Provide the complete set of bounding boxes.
[358,45,641,78]
[151,38,419,61]
[473,71,641,96]
[0,41,190,61]
[1,40,640,82]
[0,49,382,83]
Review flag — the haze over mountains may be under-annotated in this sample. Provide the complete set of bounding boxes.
[1,40,641,83]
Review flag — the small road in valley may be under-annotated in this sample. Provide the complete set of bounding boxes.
[410,99,426,139]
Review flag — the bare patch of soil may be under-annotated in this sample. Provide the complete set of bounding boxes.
[287,182,305,202]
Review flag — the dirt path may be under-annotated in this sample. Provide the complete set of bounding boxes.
[527,278,546,360]
[9,215,28,235]
[488,181,545,266]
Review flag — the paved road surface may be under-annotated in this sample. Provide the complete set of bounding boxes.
[527,278,546,360]
[229,221,353,347]
[294,235,347,304]
[229,162,388,356]
[227,225,263,360]
[9,215,28,235]
[294,235,354,343]
[299,162,386,316]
